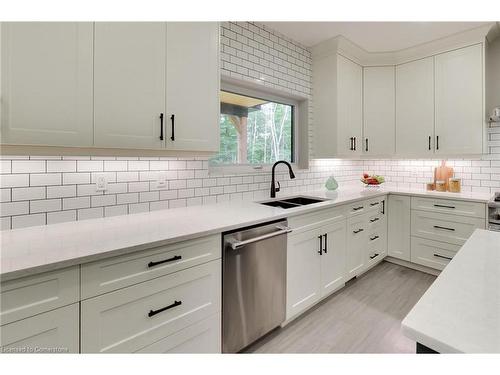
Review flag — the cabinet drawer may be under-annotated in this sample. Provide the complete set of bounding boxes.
[346,200,367,216]
[81,234,220,299]
[1,266,79,326]
[367,211,386,230]
[411,237,461,270]
[0,303,79,353]
[81,260,221,353]
[367,230,387,266]
[411,197,486,218]
[346,196,386,216]
[135,313,220,353]
[411,210,484,245]
[288,206,344,231]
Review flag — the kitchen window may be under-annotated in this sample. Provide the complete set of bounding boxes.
[210,87,297,169]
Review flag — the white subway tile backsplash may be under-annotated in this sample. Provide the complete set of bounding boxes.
[47,185,76,199]
[104,160,128,171]
[77,160,103,172]
[0,189,11,203]
[105,204,128,217]
[47,160,77,173]
[0,174,30,188]
[1,201,29,217]
[91,195,116,207]
[47,210,77,225]
[12,213,46,229]
[12,160,46,174]
[1,217,11,230]
[11,186,46,202]
[78,207,104,220]
[30,173,61,186]
[128,202,149,214]
[30,199,62,213]
[63,172,91,185]
[116,193,139,205]
[63,196,91,210]
[0,160,12,174]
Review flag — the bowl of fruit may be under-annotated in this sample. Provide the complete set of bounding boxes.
[361,173,385,187]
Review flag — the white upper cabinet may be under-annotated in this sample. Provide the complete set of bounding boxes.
[434,44,484,155]
[337,55,363,156]
[363,66,396,156]
[93,23,166,149]
[395,57,435,156]
[1,22,93,146]
[166,23,219,152]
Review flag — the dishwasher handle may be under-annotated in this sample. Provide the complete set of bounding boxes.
[228,225,292,250]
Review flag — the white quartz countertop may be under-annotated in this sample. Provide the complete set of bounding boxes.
[0,184,491,281]
[402,229,500,353]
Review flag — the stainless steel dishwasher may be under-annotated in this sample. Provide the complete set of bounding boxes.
[222,219,291,353]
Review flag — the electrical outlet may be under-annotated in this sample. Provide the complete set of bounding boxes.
[96,175,107,192]
[156,172,167,189]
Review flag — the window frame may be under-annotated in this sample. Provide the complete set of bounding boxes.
[210,81,300,175]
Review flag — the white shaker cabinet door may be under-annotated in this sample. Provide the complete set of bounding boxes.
[346,215,367,279]
[387,195,411,261]
[165,22,220,152]
[286,226,322,320]
[0,304,79,353]
[319,220,347,297]
[395,57,435,156]
[337,55,363,156]
[0,22,93,146]
[93,22,166,149]
[434,44,483,155]
[363,66,396,156]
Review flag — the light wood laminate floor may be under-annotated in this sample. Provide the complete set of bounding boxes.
[244,261,436,353]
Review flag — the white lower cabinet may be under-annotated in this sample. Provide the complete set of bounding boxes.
[0,304,79,353]
[81,260,221,353]
[346,215,367,279]
[411,210,485,246]
[135,313,220,353]
[387,195,411,261]
[320,220,347,297]
[411,237,461,270]
[286,225,323,320]
[286,218,346,320]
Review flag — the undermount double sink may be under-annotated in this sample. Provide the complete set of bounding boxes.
[259,195,329,209]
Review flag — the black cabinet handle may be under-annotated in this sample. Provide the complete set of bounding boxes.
[159,113,164,140]
[365,138,369,152]
[369,253,379,260]
[433,253,452,261]
[352,206,364,211]
[382,200,385,214]
[318,235,323,255]
[148,255,182,268]
[148,300,182,317]
[353,228,364,234]
[436,135,439,150]
[370,235,379,241]
[370,217,380,223]
[433,204,455,209]
[170,114,175,141]
[428,135,431,151]
[370,202,379,207]
[323,233,328,254]
[433,225,455,232]
[349,137,353,151]
[353,137,356,151]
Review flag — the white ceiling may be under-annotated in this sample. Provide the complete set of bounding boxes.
[261,22,490,51]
